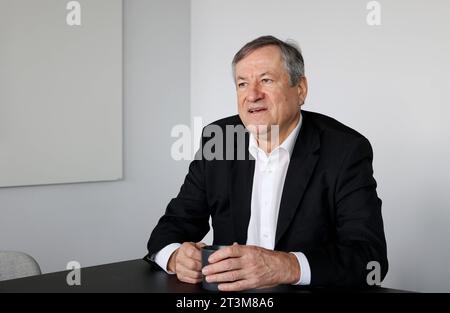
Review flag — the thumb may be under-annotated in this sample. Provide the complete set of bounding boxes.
[195,242,207,249]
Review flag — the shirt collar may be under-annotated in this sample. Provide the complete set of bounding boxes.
[248,112,303,159]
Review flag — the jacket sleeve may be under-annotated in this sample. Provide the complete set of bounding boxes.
[303,137,388,286]
[145,146,211,263]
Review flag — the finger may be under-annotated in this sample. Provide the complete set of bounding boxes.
[256,283,278,290]
[181,244,202,262]
[177,263,203,281]
[208,244,242,263]
[206,268,245,284]
[179,256,203,271]
[178,275,202,285]
[218,279,255,292]
[195,242,207,248]
[202,257,241,276]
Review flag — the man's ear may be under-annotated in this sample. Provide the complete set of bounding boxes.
[297,76,308,105]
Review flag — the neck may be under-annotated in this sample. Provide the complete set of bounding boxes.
[256,113,300,154]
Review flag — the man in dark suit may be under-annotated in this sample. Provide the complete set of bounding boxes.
[146,35,388,290]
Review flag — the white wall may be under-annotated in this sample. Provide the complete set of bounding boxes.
[0,0,191,273]
[191,0,450,292]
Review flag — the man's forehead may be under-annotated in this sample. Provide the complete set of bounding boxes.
[235,46,284,75]
[237,45,283,65]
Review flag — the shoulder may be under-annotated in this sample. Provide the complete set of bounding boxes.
[302,110,364,138]
[204,115,243,129]
[302,110,373,157]
[303,110,371,144]
[200,115,245,140]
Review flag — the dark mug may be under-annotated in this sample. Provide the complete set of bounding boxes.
[201,245,227,291]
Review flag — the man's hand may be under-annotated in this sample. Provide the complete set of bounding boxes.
[167,242,206,284]
[201,243,300,291]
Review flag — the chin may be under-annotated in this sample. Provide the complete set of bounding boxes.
[244,114,268,125]
[245,123,271,137]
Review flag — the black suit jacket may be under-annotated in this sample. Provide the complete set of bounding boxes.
[146,110,388,286]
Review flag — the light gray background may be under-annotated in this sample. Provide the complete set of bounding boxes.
[0,0,123,187]
[1,0,449,293]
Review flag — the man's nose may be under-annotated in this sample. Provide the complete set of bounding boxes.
[246,84,264,102]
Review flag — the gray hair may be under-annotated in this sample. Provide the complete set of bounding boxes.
[232,35,305,87]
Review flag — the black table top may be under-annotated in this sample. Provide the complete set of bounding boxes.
[0,259,409,293]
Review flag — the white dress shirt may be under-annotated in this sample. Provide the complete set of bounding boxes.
[155,113,311,285]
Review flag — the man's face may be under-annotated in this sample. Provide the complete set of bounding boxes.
[235,45,307,140]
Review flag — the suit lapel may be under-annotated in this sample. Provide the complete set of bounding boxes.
[275,114,320,247]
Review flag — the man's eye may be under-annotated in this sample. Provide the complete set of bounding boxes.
[261,78,273,84]
[238,82,248,88]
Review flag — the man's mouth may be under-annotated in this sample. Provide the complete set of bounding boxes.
[248,107,268,114]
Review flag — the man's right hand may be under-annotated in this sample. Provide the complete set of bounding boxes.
[167,242,206,284]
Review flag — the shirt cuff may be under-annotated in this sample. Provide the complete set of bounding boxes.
[290,252,311,285]
[154,243,181,274]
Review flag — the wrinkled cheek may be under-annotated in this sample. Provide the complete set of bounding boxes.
[237,99,247,114]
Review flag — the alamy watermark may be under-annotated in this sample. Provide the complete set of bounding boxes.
[366,1,382,26]
[170,117,280,161]
[66,261,81,286]
[366,261,381,286]
[66,1,81,26]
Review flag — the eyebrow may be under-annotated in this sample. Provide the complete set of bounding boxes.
[237,72,273,81]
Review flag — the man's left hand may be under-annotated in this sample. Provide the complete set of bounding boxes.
[201,243,300,291]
